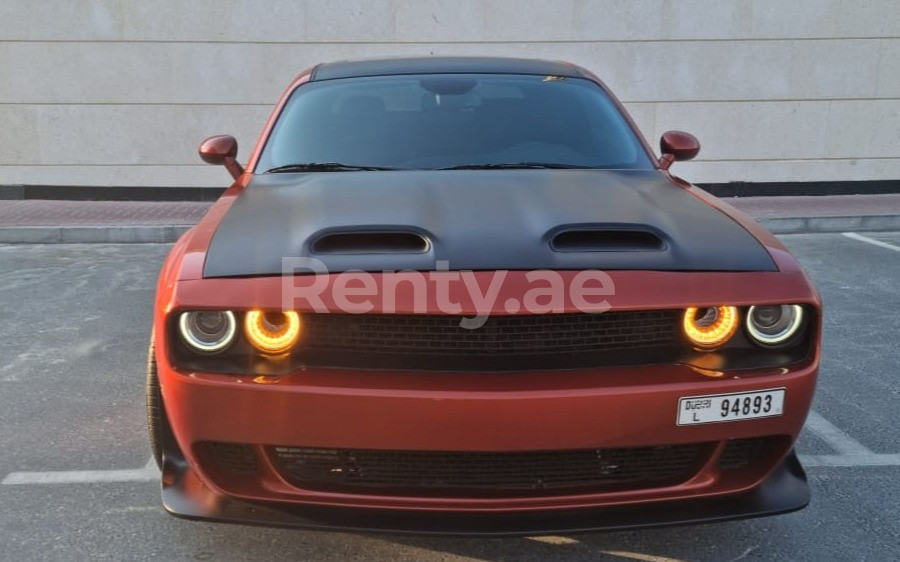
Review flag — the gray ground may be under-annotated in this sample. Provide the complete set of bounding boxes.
[1,233,898,561]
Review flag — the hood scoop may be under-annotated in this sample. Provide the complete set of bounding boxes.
[312,230,430,254]
[551,228,666,253]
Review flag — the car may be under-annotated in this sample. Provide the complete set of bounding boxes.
[150,57,821,535]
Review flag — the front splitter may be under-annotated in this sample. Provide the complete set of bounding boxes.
[159,449,809,537]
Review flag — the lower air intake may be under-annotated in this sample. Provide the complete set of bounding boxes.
[270,443,710,497]
[718,437,769,470]
[206,442,259,475]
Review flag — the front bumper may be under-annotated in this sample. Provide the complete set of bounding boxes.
[161,445,809,536]
[156,355,816,519]
[155,260,821,532]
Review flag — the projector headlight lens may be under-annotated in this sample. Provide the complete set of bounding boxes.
[746,304,804,346]
[683,306,739,350]
[178,310,236,353]
[244,310,301,354]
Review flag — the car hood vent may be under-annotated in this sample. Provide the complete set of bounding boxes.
[551,228,665,252]
[312,231,430,254]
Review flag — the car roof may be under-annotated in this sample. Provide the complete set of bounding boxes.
[310,56,592,81]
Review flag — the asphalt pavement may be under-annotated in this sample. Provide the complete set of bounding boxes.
[1,233,899,561]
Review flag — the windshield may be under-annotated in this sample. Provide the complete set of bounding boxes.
[255,73,654,172]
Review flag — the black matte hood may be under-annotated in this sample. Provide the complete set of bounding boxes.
[203,170,775,277]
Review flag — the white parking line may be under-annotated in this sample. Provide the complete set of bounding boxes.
[600,551,683,562]
[2,411,898,486]
[803,411,873,456]
[1,466,159,485]
[801,454,900,468]
[842,232,900,252]
[1,457,159,485]
[2,452,897,486]
[3,452,895,486]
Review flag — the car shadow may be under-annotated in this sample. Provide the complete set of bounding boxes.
[163,504,812,561]
[372,516,796,561]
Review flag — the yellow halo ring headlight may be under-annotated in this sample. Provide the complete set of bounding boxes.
[683,306,739,350]
[244,310,301,354]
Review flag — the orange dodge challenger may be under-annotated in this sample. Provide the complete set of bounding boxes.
[149,57,820,535]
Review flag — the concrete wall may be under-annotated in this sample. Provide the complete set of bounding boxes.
[1,0,897,188]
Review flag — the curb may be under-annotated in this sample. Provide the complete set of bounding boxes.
[1,216,899,244]
[0,225,191,244]
[758,215,900,235]
[0,185,224,202]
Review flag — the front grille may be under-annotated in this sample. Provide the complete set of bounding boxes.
[294,310,681,371]
[718,437,768,470]
[270,443,709,497]
[205,442,259,474]
[303,310,679,355]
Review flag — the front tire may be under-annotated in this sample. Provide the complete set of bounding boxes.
[146,334,168,469]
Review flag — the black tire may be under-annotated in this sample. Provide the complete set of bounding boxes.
[146,334,167,469]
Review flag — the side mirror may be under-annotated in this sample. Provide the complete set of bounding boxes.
[199,135,244,179]
[658,130,700,171]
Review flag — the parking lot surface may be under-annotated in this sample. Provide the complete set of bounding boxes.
[1,233,899,561]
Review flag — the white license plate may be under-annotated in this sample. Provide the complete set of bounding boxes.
[677,389,785,426]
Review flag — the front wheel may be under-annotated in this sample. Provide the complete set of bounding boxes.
[146,335,168,469]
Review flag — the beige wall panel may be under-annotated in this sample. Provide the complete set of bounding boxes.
[0,0,897,186]
[676,158,900,185]
[0,39,893,104]
[0,105,269,166]
[1,1,898,42]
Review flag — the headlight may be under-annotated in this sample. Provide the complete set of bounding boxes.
[746,304,804,346]
[178,310,236,353]
[244,310,301,354]
[683,306,739,350]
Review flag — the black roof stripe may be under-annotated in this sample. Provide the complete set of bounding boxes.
[310,57,588,81]
[308,62,323,82]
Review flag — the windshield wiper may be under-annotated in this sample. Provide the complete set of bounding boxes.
[265,162,400,173]
[437,162,594,170]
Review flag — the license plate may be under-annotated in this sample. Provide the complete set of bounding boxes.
[677,389,785,426]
